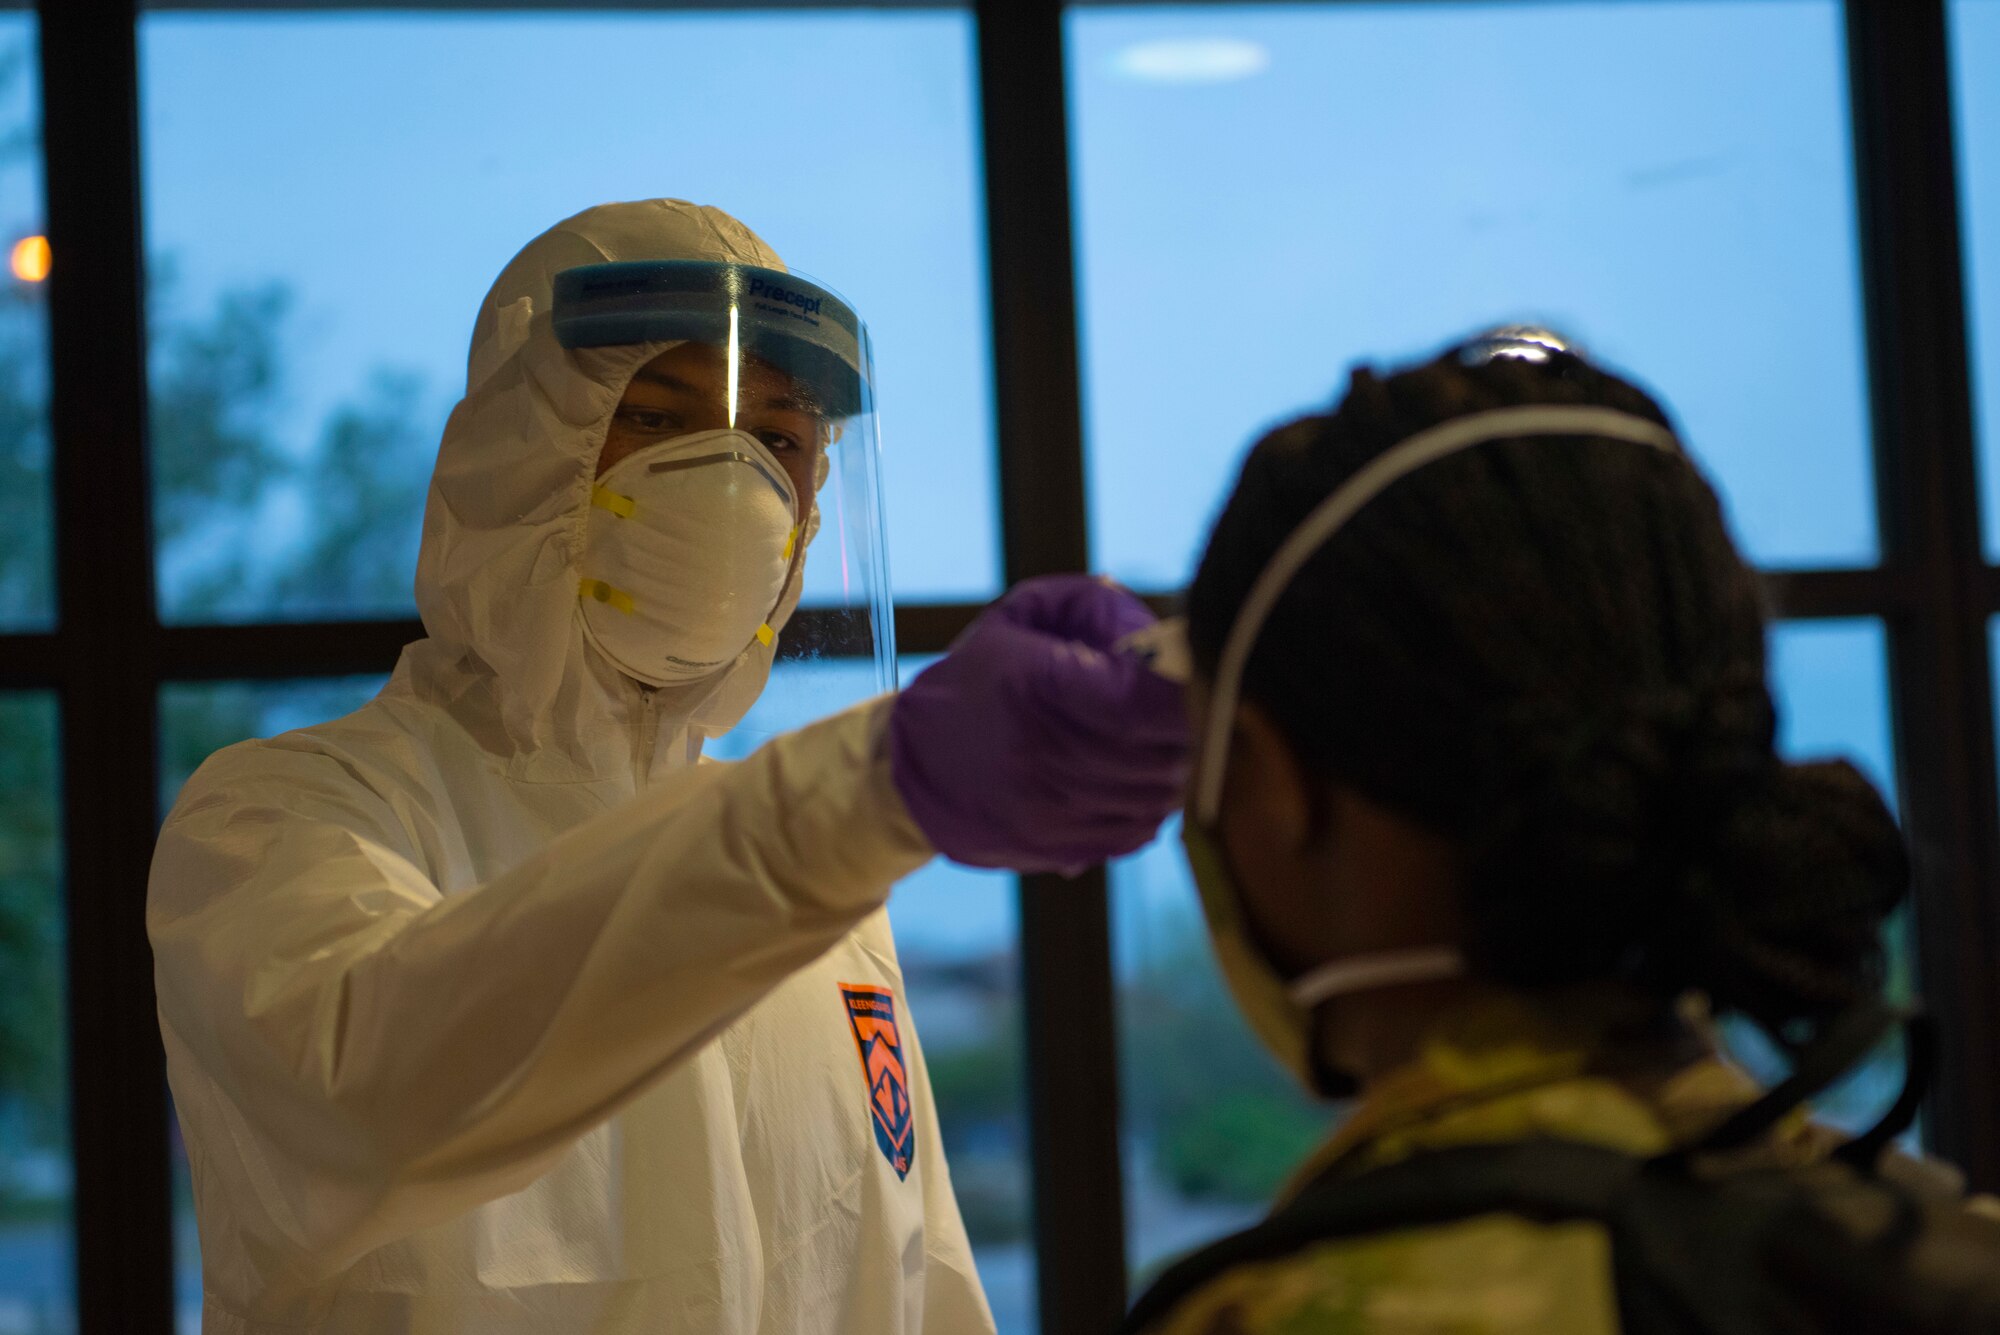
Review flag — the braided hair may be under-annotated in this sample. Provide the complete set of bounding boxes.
[1186,333,1908,1048]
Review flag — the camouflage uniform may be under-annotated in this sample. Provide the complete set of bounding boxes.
[1136,1000,1800,1335]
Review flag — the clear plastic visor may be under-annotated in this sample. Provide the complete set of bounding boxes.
[556,260,896,739]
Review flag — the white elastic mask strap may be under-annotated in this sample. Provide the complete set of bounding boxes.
[1193,405,1683,822]
[1287,947,1466,1008]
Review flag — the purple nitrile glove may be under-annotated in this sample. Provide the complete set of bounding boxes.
[888,574,1191,876]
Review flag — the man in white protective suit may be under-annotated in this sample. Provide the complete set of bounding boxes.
[148,199,1189,1334]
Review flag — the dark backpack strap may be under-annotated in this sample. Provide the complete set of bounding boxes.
[1666,999,1906,1162]
[1835,1011,1936,1170]
[1121,1140,1642,1334]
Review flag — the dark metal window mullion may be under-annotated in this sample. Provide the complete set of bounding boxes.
[1844,0,2000,1187]
[975,1,1131,1331]
[37,0,178,1329]
[63,605,977,686]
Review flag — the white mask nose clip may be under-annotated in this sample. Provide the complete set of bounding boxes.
[647,447,795,510]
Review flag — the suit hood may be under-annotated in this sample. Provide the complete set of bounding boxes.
[407,199,785,781]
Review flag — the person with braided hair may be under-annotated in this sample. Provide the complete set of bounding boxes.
[1123,329,2000,1334]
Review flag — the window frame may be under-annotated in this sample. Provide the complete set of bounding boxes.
[10,2,1994,1332]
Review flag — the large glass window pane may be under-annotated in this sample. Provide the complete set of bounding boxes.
[1069,0,1873,587]
[1762,619,1910,1135]
[1954,0,2000,557]
[0,694,70,1333]
[1769,618,1895,799]
[0,16,52,630]
[1117,617,1901,1279]
[139,10,999,624]
[159,667,1034,1332]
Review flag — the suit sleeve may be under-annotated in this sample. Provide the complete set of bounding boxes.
[149,696,929,1279]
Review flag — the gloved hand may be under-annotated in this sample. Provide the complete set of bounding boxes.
[889,574,1191,876]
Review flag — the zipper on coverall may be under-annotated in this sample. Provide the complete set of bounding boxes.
[633,684,658,790]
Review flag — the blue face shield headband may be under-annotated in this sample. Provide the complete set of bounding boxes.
[551,260,870,419]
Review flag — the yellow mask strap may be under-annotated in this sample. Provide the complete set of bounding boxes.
[579,578,636,615]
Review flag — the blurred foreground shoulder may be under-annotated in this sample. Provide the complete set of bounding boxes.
[1140,1214,1619,1335]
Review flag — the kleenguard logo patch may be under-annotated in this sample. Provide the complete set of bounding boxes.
[839,983,914,1180]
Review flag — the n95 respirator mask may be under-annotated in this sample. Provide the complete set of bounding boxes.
[578,428,801,687]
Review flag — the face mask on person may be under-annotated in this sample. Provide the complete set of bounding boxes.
[1183,820,1463,1098]
[1183,405,1685,1099]
[577,427,801,687]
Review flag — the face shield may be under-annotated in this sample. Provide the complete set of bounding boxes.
[553,260,896,740]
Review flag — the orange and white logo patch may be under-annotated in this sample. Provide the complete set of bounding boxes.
[839,983,914,1180]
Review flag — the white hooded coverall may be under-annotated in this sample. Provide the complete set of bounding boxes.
[149,200,996,1334]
